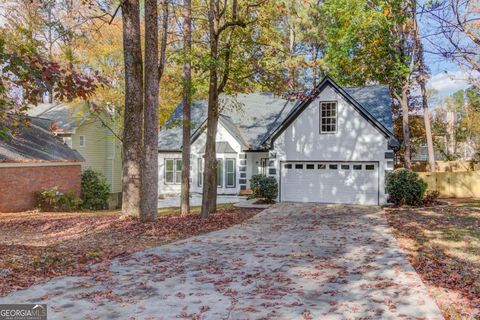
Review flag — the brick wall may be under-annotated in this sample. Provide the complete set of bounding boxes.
[0,164,82,212]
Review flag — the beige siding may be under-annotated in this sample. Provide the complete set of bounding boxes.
[71,120,122,194]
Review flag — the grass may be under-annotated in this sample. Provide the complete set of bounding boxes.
[386,205,480,319]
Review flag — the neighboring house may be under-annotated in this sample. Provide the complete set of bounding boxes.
[27,103,122,207]
[0,117,85,212]
[158,77,399,205]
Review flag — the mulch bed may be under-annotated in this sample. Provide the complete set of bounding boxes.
[0,207,260,296]
[385,206,480,320]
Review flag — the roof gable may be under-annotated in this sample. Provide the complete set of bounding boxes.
[263,77,398,148]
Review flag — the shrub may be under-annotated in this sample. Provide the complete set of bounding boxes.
[35,187,81,212]
[386,168,427,206]
[250,174,278,203]
[57,191,82,211]
[423,190,440,205]
[81,169,110,210]
[35,187,59,211]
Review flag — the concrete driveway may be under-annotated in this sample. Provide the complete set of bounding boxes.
[1,203,443,319]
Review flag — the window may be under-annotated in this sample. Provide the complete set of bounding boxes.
[226,159,236,188]
[295,164,303,169]
[217,159,223,187]
[306,164,315,169]
[284,163,292,169]
[341,164,350,170]
[79,135,85,147]
[175,159,182,183]
[318,164,326,169]
[365,164,375,170]
[165,159,182,184]
[320,102,337,133]
[329,164,338,170]
[353,164,362,170]
[197,158,203,186]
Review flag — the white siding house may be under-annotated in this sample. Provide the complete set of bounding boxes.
[158,77,398,205]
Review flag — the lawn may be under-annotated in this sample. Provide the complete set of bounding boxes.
[0,204,260,296]
[385,205,480,320]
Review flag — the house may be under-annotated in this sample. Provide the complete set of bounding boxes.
[27,103,122,208]
[0,117,85,212]
[158,77,399,205]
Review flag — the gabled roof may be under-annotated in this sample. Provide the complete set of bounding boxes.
[158,77,398,152]
[199,141,237,153]
[0,117,85,163]
[27,103,88,134]
[264,76,399,148]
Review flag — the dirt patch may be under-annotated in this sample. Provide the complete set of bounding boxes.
[385,206,480,320]
[0,206,260,296]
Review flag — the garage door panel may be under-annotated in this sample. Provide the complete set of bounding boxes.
[281,162,378,205]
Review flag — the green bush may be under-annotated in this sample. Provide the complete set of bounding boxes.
[35,187,59,211]
[35,187,81,212]
[81,169,110,210]
[386,168,427,206]
[250,174,278,203]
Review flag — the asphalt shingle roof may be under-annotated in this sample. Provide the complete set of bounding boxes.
[0,118,85,163]
[27,103,87,133]
[158,85,393,151]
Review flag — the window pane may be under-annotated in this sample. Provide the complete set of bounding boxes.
[366,164,375,170]
[353,164,362,170]
[306,164,315,169]
[166,159,173,171]
[176,159,183,171]
[341,164,350,170]
[217,159,223,187]
[166,172,174,183]
[329,164,338,170]
[295,164,303,169]
[284,163,292,169]
[318,164,326,169]
[175,172,182,184]
[227,173,234,186]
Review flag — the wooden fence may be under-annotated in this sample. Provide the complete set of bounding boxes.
[418,171,480,198]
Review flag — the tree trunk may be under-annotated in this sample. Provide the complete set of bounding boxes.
[121,0,144,218]
[181,0,192,216]
[201,0,220,218]
[446,110,456,156]
[420,80,436,171]
[141,0,159,222]
[400,84,412,169]
[412,1,435,172]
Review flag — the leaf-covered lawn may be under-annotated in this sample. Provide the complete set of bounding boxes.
[385,205,480,320]
[0,204,260,296]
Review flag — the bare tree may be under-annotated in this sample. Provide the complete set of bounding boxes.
[181,0,192,216]
[424,0,480,88]
[413,1,436,172]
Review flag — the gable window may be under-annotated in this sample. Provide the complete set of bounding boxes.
[217,159,223,187]
[79,135,85,147]
[198,158,203,186]
[165,159,182,184]
[320,102,337,133]
[226,158,236,188]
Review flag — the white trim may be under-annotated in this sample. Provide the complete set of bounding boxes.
[0,162,83,168]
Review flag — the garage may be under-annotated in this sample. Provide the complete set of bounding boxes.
[280,162,379,205]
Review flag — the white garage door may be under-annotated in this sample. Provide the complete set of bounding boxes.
[280,162,379,205]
